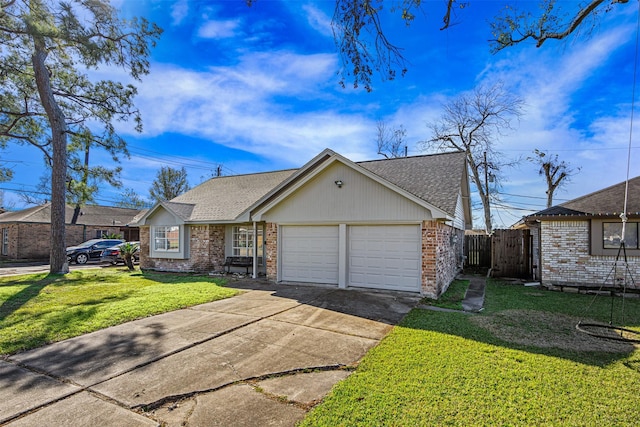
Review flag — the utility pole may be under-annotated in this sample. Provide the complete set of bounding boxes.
[484,151,490,234]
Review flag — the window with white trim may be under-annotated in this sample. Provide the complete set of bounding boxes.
[1,228,8,256]
[153,225,180,252]
[603,222,639,249]
[232,226,263,265]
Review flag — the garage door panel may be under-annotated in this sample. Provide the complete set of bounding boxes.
[349,225,421,292]
[281,226,339,284]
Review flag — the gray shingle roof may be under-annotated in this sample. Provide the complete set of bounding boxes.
[170,169,297,221]
[527,176,640,218]
[161,151,466,222]
[560,176,640,215]
[0,203,142,226]
[357,151,467,215]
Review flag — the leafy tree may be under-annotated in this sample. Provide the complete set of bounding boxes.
[490,0,632,52]
[376,120,407,159]
[528,149,581,208]
[421,82,524,233]
[0,162,12,183]
[0,0,161,274]
[149,166,190,203]
[101,232,123,239]
[117,188,151,209]
[67,139,123,224]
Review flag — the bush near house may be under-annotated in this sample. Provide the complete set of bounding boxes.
[301,280,640,426]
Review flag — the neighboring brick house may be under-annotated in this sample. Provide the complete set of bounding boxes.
[523,177,640,289]
[136,149,472,298]
[0,204,143,260]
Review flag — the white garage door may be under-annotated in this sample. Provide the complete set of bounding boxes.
[281,226,339,284]
[349,225,421,292]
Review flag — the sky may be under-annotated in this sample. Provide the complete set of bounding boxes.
[2,0,640,228]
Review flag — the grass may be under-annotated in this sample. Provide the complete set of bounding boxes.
[301,280,640,426]
[0,268,237,355]
[421,279,470,310]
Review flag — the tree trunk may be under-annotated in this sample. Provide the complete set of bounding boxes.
[71,205,81,224]
[467,154,492,233]
[32,40,69,274]
[124,254,134,271]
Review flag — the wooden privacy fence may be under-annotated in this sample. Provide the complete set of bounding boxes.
[464,229,532,278]
[464,234,491,269]
[491,229,531,278]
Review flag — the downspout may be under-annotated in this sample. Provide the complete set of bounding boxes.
[252,221,258,279]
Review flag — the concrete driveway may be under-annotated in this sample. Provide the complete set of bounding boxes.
[0,280,419,426]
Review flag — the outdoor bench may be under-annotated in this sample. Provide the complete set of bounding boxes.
[223,256,253,274]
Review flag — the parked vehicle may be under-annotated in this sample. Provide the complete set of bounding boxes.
[66,239,124,264]
[101,241,140,265]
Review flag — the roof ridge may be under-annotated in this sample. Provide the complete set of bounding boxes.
[560,175,640,207]
[200,168,299,181]
[357,150,464,165]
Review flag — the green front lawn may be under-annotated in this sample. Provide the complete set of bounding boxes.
[302,281,640,426]
[0,269,237,355]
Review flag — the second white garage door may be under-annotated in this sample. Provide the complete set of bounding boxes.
[280,225,339,284]
[349,225,421,292]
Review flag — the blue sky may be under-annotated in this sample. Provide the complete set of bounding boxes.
[2,0,640,228]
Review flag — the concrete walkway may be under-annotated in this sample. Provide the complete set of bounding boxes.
[461,275,487,312]
[0,280,419,426]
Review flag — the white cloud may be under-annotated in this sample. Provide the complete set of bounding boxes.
[171,0,189,26]
[197,19,242,39]
[117,50,375,167]
[302,3,333,37]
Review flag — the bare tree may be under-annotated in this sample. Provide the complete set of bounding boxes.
[528,149,581,208]
[421,82,524,233]
[376,121,407,159]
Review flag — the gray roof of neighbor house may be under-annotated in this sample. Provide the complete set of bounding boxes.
[146,150,468,224]
[527,176,640,218]
[169,169,298,222]
[358,151,467,216]
[0,203,143,226]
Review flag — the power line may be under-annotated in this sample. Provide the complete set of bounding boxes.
[500,145,640,153]
[498,191,570,202]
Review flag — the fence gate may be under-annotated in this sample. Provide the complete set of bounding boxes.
[491,229,531,278]
[464,234,491,269]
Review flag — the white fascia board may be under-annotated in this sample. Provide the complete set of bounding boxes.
[236,148,336,222]
[135,203,163,225]
[137,202,187,226]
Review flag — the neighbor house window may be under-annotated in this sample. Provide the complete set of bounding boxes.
[1,228,8,255]
[603,222,639,249]
[232,226,263,264]
[154,225,180,252]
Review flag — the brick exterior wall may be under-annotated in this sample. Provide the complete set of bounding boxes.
[0,223,125,261]
[140,225,226,273]
[421,220,462,298]
[540,220,640,288]
[265,222,278,280]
